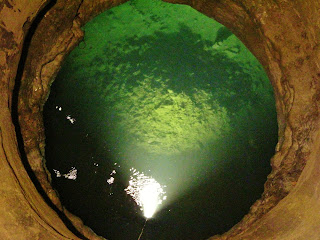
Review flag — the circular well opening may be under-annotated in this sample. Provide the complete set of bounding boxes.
[43,0,278,239]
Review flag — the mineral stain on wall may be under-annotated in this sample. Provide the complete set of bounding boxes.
[43,0,278,239]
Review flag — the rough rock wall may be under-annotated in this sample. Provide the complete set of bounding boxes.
[0,1,82,239]
[1,0,320,239]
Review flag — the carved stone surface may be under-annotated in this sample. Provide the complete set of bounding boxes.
[1,0,320,239]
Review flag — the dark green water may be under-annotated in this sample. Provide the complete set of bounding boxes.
[43,0,278,239]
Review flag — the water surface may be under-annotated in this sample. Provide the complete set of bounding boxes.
[44,1,278,239]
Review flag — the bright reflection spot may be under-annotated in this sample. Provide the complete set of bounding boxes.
[125,168,166,219]
[55,105,62,111]
[107,176,115,185]
[53,167,77,180]
[107,169,117,185]
[66,115,76,124]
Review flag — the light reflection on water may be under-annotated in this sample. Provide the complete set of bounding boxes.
[44,95,276,240]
